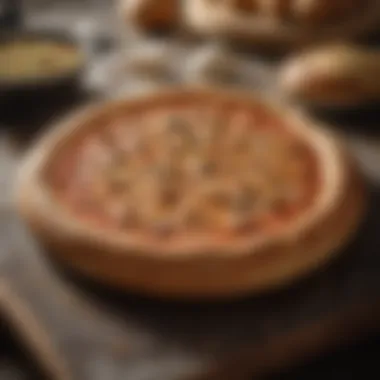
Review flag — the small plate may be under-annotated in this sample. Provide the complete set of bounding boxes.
[0,29,86,119]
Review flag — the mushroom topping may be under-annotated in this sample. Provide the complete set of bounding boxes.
[51,100,318,239]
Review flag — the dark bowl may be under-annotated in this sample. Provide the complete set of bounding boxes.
[0,29,87,124]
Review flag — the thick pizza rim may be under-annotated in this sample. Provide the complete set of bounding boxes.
[16,87,352,261]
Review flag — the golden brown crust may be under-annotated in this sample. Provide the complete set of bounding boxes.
[278,44,380,107]
[183,0,380,51]
[16,88,367,298]
[119,0,180,32]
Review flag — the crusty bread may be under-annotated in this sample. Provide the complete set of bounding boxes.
[183,0,380,51]
[279,44,380,107]
[119,0,180,32]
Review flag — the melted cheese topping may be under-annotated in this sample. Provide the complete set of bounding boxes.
[48,100,319,239]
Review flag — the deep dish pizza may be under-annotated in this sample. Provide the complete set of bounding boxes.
[16,88,366,298]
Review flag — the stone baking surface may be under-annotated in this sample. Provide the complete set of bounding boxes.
[0,1,380,380]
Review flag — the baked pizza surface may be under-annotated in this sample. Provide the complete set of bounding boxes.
[47,96,319,243]
[16,89,366,297]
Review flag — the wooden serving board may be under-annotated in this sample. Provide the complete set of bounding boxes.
[1,113,380,380]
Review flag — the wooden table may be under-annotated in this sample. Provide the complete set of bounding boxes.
[1,3,380,380]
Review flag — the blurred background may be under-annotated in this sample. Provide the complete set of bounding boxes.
[1,0,380,379]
